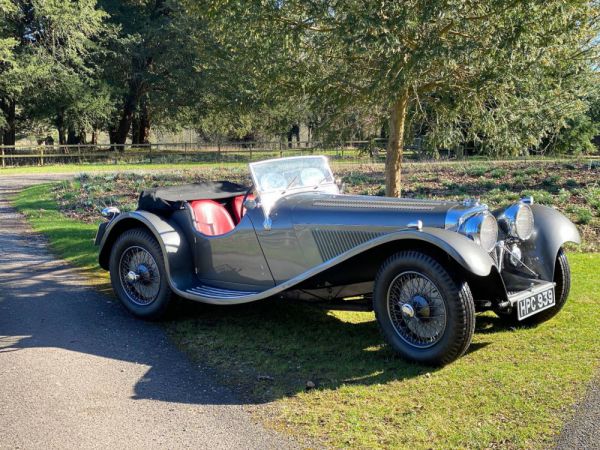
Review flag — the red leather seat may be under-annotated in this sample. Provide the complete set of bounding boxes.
[232,194,255,223]
[189,200,235,236]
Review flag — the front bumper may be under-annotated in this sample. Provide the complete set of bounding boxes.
[506,279,556,307]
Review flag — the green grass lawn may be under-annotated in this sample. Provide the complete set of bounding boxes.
[0,161,246,175]
[14,182,600,449]
[1,154,596,176]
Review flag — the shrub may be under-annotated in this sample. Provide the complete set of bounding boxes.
[490,168,507,179]
[557,189,571,204]
[542,175,561,189]
[573,207,593,224]
[466,165,488,177]
[565,178,579,188]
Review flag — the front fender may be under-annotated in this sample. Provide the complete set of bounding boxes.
[521,204,580,281]
[97,211,194,290]
[368,227,496,277]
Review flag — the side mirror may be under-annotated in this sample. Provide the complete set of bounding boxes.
[101,206,120,220]
[243,199,257,210]
[336,178,345,194]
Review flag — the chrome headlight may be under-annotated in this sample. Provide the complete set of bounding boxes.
[459,212,498,252]
[498,203,534,240]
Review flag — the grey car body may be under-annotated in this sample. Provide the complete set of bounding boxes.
[96,156,580,365]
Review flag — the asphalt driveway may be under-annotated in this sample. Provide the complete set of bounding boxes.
[0,174,297,449]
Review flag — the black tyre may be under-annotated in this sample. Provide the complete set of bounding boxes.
[373,250,475,366]
[496,247,571,326]
[109,228,174,320]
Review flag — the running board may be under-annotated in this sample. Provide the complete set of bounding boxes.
[185,284,260,299]
[176,283,267,304]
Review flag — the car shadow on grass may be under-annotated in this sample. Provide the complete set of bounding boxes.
[162,297,497,403]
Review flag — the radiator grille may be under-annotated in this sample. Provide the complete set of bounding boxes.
[312,229,385,261]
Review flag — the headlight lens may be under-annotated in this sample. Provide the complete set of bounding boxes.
[499,203,534,240]
[459,212,498,252]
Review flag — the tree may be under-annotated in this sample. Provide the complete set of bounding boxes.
[191,0,599,196]
[99,0,204,148]
[0,0,110,146]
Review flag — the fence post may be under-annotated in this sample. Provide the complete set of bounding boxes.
[279,141,283,158]
[149,144,153,163]
[1,147,4,168]
[217,140,221,162]
[40,147,44,166]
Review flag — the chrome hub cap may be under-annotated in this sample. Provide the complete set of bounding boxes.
[387,272,448,348]
[400,303,415,318]
[127,270,140,282]
[119,246,160,306]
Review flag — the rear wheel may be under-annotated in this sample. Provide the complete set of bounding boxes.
[109,228,174,320]
[373,251,475,366]
[496,247,571,326]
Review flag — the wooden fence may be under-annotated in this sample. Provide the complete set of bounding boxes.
[1,139,596,167]
[0,139,392,167]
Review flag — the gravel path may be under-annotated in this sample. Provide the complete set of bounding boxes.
[0,174,298,449]
[555,373,600,449]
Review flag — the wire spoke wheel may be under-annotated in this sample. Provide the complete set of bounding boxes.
[387,271,447,348]
[118,245,161,306]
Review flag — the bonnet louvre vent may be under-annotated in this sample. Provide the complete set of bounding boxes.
[312,229,385,261]
[313,199,437,210]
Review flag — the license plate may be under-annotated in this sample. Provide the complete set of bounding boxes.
[517,287,555,320]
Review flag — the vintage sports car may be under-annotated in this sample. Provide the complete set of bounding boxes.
[96,156,580,365]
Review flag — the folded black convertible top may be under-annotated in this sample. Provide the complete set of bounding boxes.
[138,181,248,213]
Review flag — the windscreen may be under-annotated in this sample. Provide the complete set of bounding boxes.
[249,155,338,216]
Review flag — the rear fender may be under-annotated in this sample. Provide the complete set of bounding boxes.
[97,211,194,290]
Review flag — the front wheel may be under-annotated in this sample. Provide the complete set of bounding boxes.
[109,228,174,320]
[373,250,475,366]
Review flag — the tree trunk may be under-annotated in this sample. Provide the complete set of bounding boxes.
[58,128,67,145]
[1,99,16,147]
[112,80,142,150]
[138,97,150,145]
[56,112,67,146]
[131,113,140,145]
[113,95,136,149]
[385,89,410,197]
[67,128,78,145]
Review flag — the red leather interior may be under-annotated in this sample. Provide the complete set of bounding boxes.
[232,194,255,223]
[190,200,235,236]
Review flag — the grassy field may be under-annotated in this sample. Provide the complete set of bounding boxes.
[0,153,597,175]
[13,163,600,449]
[0,161,245,175]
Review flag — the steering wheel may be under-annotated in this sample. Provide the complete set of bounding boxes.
[240,183,254,220]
